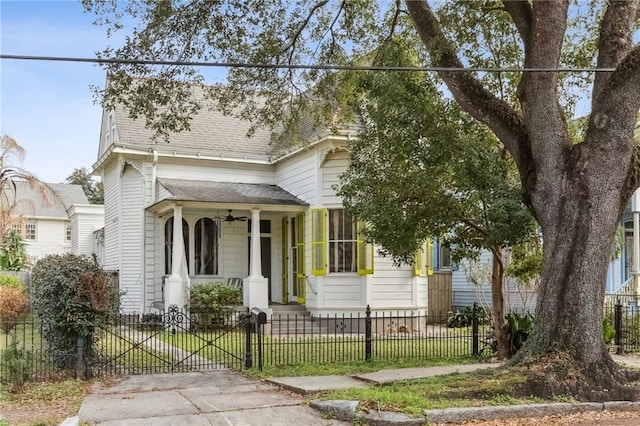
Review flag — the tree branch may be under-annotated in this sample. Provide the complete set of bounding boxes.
[501,0,532,47]
[404,1,532,183]
[586,46,640,194]
[281,0,330,60]
[592,0,640,106]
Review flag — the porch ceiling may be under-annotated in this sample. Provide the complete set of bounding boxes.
[149,178,309,212]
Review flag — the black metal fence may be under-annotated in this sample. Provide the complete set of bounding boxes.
[4,299,640,385]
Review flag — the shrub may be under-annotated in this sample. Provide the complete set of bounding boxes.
[189,282,242,330]
[0,274,25,290]
[30,254,120,368]
[0,286,29,333]
[446,305,490,328]
[0,229,28,271]
[0,334,34,392]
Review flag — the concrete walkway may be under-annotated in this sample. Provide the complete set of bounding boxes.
[76,370,350,425]
[72,356,640,425]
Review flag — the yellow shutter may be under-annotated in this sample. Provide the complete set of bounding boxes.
[356,219,374,275]
[281,216,288,302]
[311,209,327,276]
[426,239,434,276]
[413,244,424,276]
[296,213,306,303]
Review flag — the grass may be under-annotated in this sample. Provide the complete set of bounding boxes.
[319,368,558,418]
[0,378,92,426]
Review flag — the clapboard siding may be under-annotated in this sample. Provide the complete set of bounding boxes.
[451,251,537,313]
[23,219,71,260]
[322,151,349,206]
[144,210,157,307]
[157,162,274,184]
[221,220,248,279]
[322,275,363,306]
[119,164,145,312]
[103,162,120,270]
[276,151,317,204]
[370,256,415,307]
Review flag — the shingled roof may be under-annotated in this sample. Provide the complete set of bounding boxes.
[10,182,89,218]
[156,178,308,206]
[112,84,277,161]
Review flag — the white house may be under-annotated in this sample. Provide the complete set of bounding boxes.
[9,182,104,263]
[93,84,436,315]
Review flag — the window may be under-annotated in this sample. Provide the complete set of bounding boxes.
[438,243,451,269]
[9,220,36,240]
[194,218,220,275]
[66,224,72,241]
[328,209,356,273]
[25,220,36,240]
[164,217,189,275]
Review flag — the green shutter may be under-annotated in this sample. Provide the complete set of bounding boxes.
[356,219,374,275]
[311,209,327,276]
[426,239,434,276]
[281,216,288,302]
[296,213,306,304]
[413,245,424,276]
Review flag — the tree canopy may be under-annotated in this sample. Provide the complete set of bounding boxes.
[66,167,104,205]
[85,0,640,399]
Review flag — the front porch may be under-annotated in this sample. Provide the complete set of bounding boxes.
[146,178,309,314]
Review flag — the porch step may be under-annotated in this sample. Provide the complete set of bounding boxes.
[269,305,328,335]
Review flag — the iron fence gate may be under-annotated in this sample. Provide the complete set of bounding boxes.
[88,305,249,377]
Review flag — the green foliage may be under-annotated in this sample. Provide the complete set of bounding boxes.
[189,282,242,330]
[0,230,28,271]
[336,40,536,265]
[0,274,25,290]
[0,334,34,392]
[446,306,490,328]
[505,234,543,286]
[505,313,534,355]
[602,318,615,346]
[30,254,120,368]
[65,167,103,204]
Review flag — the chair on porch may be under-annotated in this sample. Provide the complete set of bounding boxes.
[226,277,243,289]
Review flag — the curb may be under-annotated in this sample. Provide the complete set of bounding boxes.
[310,399,640,425]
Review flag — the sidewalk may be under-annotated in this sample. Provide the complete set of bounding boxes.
[70,356,640,425]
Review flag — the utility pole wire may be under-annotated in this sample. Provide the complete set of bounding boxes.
[0,54,617,73]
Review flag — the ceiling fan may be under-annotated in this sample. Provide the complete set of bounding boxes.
[223,210,248,222]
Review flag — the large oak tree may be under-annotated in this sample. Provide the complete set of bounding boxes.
[84,0,640,399]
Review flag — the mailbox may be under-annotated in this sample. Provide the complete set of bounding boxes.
[250,307,267,326]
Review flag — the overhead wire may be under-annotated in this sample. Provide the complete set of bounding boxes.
[0,54,616,73]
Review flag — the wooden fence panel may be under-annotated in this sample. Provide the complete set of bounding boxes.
[428,272,452,323]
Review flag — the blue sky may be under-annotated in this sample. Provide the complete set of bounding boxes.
[1,0,117,183]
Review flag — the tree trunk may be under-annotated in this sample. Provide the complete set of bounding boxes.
[490,247,509,360]
[511,160,638,400]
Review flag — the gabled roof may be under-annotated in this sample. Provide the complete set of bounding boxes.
[10,182,89,218]
[110,84,276,162]
[155,178,308,206]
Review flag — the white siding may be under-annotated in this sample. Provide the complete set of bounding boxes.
[103,162,120,270]
[23,218,71,261]
[370,256,416,308]
[156,162,274,184]
[119,164,145,312]
[276,151,317,204]
[321,275,364,308]
[220,220,248,279]
[69,205,105,257]
[322,150,349,206]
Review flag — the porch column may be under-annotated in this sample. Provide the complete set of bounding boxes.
[166,205,186,311]
[243,208,269,312]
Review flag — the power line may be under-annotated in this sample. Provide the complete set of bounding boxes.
[0,54,616,73]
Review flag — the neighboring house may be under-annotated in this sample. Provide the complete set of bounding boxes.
[9,182,104,263]
[93,84,436,315]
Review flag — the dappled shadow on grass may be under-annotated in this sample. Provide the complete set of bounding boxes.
[320,367,555,417]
